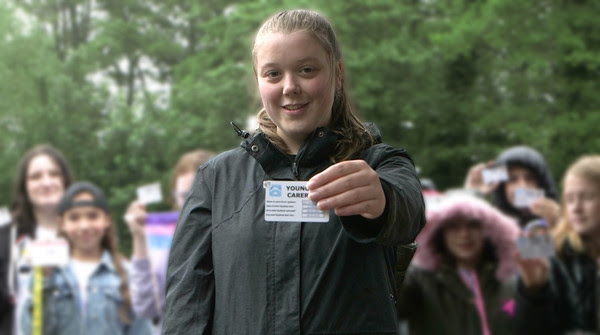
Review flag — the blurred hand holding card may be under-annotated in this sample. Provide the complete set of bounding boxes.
[513,188,545,208]
[482,164,508,185]
[517,234,555,259]
[137,182,163,205]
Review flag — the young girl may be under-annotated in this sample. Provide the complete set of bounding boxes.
[516,155,600,334]
[126,149,213,334]
[465,145,560,227]
[0,144,73,334]
[20,181,152,335]
[162,9,425,334]
[398,194,520,335]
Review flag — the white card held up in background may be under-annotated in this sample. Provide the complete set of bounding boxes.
[0,206,11,227]
[482,164,508,185]
[137,182,163,205]
[263,181,329,222]
[517,235,555,259]
[513,188,545,208]
[29,238,70,267]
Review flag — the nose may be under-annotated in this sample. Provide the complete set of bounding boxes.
[41,173,53,186]
[282,74,300,95]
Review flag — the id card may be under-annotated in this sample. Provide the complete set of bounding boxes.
[264,181,329,222]
[29,238,70,267]
[482,164,508,185]
[0,206,10,226]
[517,235,555,259]
[513,188,545,208]
[137,182,163,205]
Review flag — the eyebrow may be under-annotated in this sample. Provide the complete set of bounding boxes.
[259,56,323,69]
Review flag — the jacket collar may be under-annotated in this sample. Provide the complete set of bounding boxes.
[241,127,338,180]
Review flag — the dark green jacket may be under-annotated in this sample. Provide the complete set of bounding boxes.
[162,126,425,334]
[398,263,516,335]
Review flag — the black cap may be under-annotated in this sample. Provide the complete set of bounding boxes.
[58,181,110,215]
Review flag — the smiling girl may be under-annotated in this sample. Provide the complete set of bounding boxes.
[162,9,425,334]
[0,144,73,334]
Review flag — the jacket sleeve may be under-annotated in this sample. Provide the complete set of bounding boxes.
[514,258,570,335]
[0,228,12,317]
[129,258,161,319]
[340,144,425,245]
[162,165,215,335]
[395,265,424,320]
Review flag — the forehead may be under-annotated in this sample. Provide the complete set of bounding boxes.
[255,31,328,66]
[28,154,60,172]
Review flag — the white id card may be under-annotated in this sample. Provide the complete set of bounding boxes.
[0,206,11,226]
[137,182,163,205]
[264,181,329,222]
[513,188,545,208]
[482,164,508,185]
[29,238,70,267]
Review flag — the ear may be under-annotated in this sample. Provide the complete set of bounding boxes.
[336,60,343,90]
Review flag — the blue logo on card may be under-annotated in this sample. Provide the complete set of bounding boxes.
[269,184,282,197]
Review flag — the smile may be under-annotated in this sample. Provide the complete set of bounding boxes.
[283,103,308,110]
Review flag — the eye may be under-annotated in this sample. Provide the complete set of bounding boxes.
[67,213,80,221]
[87,211,100,221]
[265,70,280,79]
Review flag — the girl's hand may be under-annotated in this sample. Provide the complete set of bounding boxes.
[307,160,385,219]
[515,251,550,289]
[530,197,561,228]
[464,161,499,195]
[124,201,147,238]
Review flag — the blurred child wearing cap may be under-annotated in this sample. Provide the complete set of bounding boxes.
[19,181,152,335]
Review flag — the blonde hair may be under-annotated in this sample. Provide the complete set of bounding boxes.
[170,149,214,207]
[252,9,373,162]
[552,155,600,256]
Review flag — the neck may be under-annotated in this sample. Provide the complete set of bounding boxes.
[72,249,103,262]
[34,207,58,231]
[457,258,480,271]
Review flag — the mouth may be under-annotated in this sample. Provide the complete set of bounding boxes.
[283,103,309,111]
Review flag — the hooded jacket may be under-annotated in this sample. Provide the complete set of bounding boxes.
[493,146,558,227]
[398,194,520,335]
[162,126,425,334]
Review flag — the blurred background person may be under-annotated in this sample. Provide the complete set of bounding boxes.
[125,149,213,334]
[398,194,520,335]
[516,155,600,335]
[465,145,560,228]
[0,144,73,335]
[20,181,152,335]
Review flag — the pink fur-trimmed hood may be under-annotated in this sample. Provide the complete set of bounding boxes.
[414,193,521,281]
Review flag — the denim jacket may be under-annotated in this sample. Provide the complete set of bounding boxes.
[20,250,153,335]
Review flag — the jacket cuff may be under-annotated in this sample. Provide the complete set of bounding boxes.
[340,179,391,243]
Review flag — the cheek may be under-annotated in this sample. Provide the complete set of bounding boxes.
[258,83,279,108]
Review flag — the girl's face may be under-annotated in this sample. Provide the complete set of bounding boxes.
[564,174,600,237]
[255,31,338,153]
[60,192,109,258]
[442,217,484,268]
[26,154,65,211]
[173,171,195,209]
[505,165,539,206]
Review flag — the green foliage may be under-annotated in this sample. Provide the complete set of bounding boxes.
[0,0,598,254]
